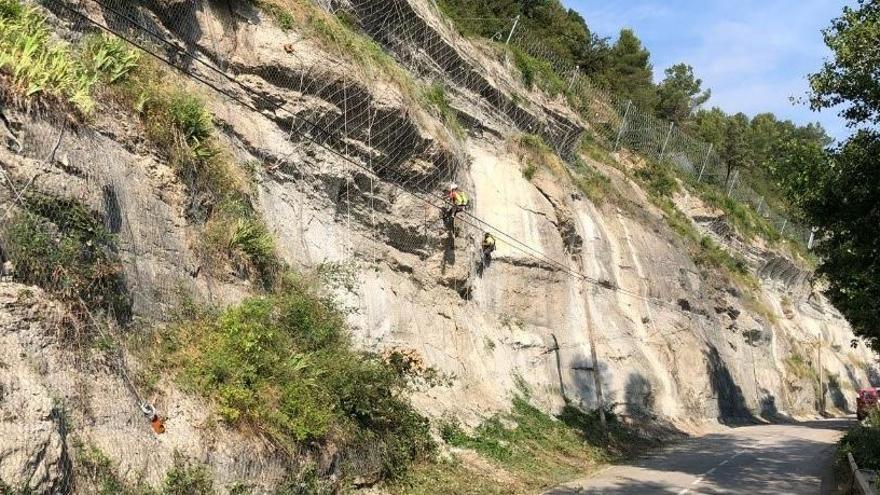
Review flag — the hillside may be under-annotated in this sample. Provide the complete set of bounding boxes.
[0,0,878,494]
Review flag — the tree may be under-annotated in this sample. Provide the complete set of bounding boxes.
[693,107,728,149]
[721,113,752,183]
[808,0,880,126]
[780,0,880,350]
[598,29,657,110]
[655,63,711,126]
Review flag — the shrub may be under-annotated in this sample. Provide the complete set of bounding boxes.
[522,163,537,180]
[202,199,278,288]
[4,194,129,320]
[838,424,880,471]
[510,46,565,95]
[635,160,678,198]
[153,273,434,482]
[162,453,214,495]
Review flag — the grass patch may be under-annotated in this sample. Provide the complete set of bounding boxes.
[422,83,465,138]
[572,157,614,205]
[634,160,678,199]
[109,57,280,286]
[689,182,781,243]
[147,272,434,484]
[3,193,129,321]
[255,0,421,107]
[0,0,94,112]
[389,458,513,495]
[522,163,537,181]
[72,443,216,495]
[509,46,565,96]
[431,396,650,492]
[579,131,615,165]
[785,352,819,382]
[201,198,279,288]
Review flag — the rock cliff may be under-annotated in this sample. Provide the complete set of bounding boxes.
[0,0,877,492]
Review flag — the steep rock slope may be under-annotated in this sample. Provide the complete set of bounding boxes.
[0,0,878,491]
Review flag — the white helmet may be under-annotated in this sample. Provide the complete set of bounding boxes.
[448,182,459,190]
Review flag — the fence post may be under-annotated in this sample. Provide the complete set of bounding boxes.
[659,121,674,161]
[697,143,712,182]
[726,169,739,198]
[505,15,521,45]
[808,228,816,250]
[780,219,788,236]
[567,67,579,93]
[756,196,765,216]
[614,100,633,152]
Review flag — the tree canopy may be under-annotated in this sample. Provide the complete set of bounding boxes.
[655,63,711,125]
[776,0,880,350]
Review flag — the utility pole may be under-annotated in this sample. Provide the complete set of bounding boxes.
[816,339,825,414]
[582,285,607,435]
[659,122,674,162]
[505,15,521,45]
[697,143,713,182]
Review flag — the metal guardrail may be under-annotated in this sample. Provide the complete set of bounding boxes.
[848,453,878,495]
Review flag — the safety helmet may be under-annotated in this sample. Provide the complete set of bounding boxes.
[448,182,459,190]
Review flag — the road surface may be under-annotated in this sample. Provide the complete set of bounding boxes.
[546,418,852,495]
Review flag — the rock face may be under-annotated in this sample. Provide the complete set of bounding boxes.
[0,0,878,491]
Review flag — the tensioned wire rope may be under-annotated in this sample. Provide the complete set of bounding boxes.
[46,0,726,317]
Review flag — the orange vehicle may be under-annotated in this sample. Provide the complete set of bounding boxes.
[856,387,878,421]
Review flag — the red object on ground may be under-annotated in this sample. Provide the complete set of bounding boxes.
[856,387,878,421]
[150,415,166,434]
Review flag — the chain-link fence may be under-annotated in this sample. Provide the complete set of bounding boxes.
[412,4,813,247]
[502,26,813,247]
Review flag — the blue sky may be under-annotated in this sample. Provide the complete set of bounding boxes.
[561,0,852,141]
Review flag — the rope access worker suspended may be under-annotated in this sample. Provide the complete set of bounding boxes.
[442,182,470,227]
[481,232,496,267]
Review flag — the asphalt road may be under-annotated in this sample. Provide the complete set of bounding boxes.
[546,418,853,495]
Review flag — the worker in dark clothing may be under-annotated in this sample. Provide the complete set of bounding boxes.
[481,232,496,267]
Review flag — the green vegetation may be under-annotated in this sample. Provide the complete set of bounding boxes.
[627,160,758,289]
[80,34,140,85]
[406,394,649,493]
[202,199,279,287]
[73,443,216,495]
[773,0,880,351]
[510,46,565,95]
[256,0,420,104]
[573,158,613,205]
[109,56,279,286]
[837,409,880,472]
[3,194,129,320]
[522,162,537,181]
[149,273,434,482]
[422,83,465,138]
[162,453,215,495]
[784,353,818,382]
[0,0,93,111]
